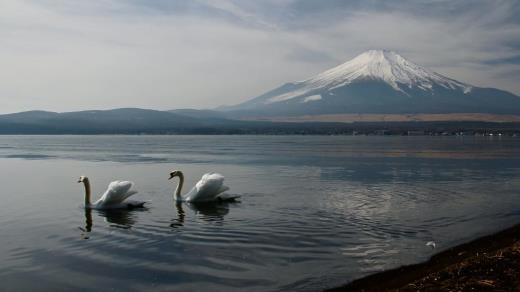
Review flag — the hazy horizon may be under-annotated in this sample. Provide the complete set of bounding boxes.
[1,0,519,114]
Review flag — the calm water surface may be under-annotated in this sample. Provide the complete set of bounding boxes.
[1,135,519,291]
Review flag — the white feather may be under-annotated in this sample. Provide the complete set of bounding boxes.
[184,173,235,202]
[92,180,143,209]
[216,192,241,201]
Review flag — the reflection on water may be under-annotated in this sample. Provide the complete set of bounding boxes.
[170,202,186,228]
[188,201,234,221]
[171,201,236,228]
[2,135,520,163]
[80,208,148,238]
[79,208,93,239]
[0,135,519,291]
[97,208,145,228]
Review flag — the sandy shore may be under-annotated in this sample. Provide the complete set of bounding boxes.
[328,223,520,291]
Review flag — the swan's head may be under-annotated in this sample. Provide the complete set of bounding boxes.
[77,176,87,183]
[168,170,181,180]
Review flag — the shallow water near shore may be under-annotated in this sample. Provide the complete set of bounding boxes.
[1,135,520,291]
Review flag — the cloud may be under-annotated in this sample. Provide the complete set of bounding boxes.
[0,0,518,113]
[285,48,337,64]
[484,55,520,65]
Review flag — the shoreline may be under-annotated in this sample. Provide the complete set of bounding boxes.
[245,113,520,123]
[328,223,520,291]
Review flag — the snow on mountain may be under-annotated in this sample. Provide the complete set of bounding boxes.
[223,49,520,116]
[267,50,471,104]
[302,95,322,103]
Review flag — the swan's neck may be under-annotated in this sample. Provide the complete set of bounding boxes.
[174,172,184,202]
[82,178,92,207]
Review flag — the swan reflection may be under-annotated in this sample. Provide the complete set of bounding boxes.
[80,207,147,238]
[170,201,238,228]
[96,208,142,228]
[79,208,93,238]
[170,202,186,228]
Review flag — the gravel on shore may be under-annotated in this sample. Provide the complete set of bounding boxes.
[328,223,520,291]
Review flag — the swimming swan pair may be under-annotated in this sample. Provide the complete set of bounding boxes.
[78,170,239,210]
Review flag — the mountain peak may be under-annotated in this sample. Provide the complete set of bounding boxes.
[267,49,472,103]
[354,49,400,59]
[226,49,520,116]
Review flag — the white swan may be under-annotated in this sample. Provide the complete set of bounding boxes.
[78,176,145,209]
[168,170,240,203]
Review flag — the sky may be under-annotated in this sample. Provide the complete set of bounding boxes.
[1,0,519,113]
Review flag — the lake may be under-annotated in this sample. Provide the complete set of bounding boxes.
[1,135,519,291]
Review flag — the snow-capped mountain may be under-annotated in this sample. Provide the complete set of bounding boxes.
[224,50,520,116]
[266,50,472,103]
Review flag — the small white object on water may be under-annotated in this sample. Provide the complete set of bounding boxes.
[426,241,436,249]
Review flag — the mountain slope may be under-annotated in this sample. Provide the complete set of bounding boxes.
[224,50,520,116]
[168,109,228,119]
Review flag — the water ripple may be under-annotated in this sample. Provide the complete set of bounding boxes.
[1,136,520,291]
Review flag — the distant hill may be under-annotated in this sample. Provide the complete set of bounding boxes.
[1,107,520,135]
[0,110,59,123]
[222,50,520,117]
[0,108,352,134]
[168,109,228,119]
[0,108,234,134]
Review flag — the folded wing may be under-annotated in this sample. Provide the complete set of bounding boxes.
[96,180,138,206]
[185,173,230,202]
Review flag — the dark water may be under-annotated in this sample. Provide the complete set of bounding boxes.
[0,135,519,291]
